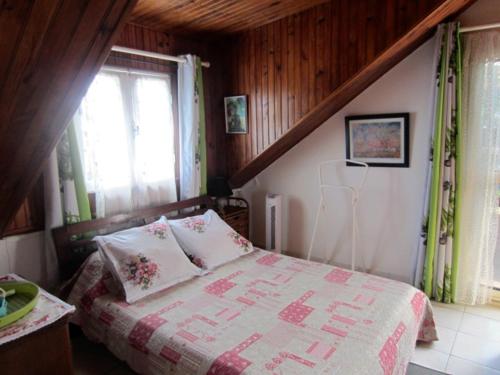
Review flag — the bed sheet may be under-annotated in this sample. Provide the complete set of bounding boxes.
[68,250,437,375]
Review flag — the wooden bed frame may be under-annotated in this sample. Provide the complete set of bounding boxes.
[52,196,214,281]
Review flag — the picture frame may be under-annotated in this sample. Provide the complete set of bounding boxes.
[345,113,410,168]
[224,95,248,134]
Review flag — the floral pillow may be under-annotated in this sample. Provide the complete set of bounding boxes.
[169,209,254,270]
[95,217,201,303]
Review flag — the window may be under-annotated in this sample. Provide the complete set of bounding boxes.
[73,68,178,216]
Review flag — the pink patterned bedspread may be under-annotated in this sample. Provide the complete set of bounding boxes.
[68,250,437,375]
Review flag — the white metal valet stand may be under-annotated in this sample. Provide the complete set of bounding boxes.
[306,159,369,271]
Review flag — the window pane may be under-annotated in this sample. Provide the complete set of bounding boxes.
[76,73,131,191]
[132,75,176,184]
[73,70,177,216]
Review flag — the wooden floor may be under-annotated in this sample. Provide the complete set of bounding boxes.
[72,335,135,375]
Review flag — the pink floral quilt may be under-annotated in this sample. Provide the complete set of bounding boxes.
[68,250,437,375]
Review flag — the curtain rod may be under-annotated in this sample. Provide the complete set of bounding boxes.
[111,46,210,68]
[101,65,171,78]
[461,22,500,34]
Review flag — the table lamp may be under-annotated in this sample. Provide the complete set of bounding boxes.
[207,176,233,213]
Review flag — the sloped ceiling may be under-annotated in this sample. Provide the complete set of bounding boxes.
[129,0,330,35]
[0,0,137,235]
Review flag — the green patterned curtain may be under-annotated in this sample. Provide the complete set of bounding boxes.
[56,121,91,224]
[179,55,207,199]
[417,23,462,303]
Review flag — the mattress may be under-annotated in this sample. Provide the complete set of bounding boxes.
[68,249,437,375]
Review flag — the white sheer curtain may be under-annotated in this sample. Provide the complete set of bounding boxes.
[178,55,198,200]
[457,31,500,305]
[43,150,63,288]
[73,70,177,217]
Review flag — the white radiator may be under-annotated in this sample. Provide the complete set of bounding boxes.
[265,194,282,253]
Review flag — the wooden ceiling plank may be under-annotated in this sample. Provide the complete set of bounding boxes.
[237,0,330,33]
[208,2,307,34]
[0,1,62,131]
[8,0,133,195]
[167,0,242,32]
[171,0,267,34]
[203,5,290,35]
[0,0,113,197]
[133,0,224,30]
[211,1,331,35]
[189,1,264,24]
[0,0,137,235]
[229,0,477,187]
[132,0,200,25]
[0,0,37,90]
[129,0,331,35]
[2,1,107,144]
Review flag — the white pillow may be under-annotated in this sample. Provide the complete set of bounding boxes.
[169,209,253,270]
[95,217,201,303]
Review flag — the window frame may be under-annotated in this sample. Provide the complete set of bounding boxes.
[170,70,181,200]
[4,60,181,233]
[84,64,180,217]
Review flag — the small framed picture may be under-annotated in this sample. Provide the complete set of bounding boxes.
[225,95,248,134]
[345,113,409,167]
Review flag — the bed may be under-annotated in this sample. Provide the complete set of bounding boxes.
[54,196,437,375]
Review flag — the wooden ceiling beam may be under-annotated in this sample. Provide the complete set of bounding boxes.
[229,0,477,188]
[0,0,137,236]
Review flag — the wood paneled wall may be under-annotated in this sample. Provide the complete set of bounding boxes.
[109,23,227,179]
[4,178,44,237]
[108,23,206,71]
[223,0,444,177]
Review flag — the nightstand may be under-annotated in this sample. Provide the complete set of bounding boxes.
[0,316,73,374]
[216,197,249,239]
[0,274,75,375]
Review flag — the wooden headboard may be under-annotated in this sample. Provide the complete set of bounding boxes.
[52,196,214,281]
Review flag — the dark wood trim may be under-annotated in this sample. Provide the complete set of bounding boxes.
[229,0,477,187]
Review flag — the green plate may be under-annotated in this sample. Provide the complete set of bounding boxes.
[0,281,40,329]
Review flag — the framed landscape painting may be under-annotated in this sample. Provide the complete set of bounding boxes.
[224,95,248,134]
[345,113,410,167]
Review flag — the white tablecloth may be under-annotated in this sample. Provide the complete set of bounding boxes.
[0,274,75,346]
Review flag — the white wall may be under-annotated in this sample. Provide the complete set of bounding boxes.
[0,231,46,285]
[240,38,437,283]
[458,0,500,27]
